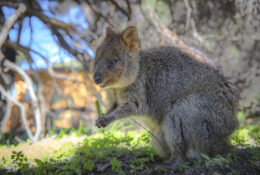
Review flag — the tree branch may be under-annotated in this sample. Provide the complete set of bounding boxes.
[5,41,82,82]
[0,4,26,60]
[109,0,131,20]
[143,5,216,67]
[0,90,13,133]
[3,60,42,142]
[84,0,115,28]
[184,0,192,31]
[0,84,35,141]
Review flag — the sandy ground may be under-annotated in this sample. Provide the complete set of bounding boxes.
[0,134,85,161]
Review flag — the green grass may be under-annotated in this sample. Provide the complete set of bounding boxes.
[0,108,259,174]
[0,129,159,174]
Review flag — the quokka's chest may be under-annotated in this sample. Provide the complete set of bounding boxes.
[112,88,137,104]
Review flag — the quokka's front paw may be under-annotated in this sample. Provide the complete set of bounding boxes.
[95,117,110,128]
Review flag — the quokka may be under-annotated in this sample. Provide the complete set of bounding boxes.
[92,26,239,168]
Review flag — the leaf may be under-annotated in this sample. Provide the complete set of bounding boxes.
[201,154,211,161]
[34,158,44,167]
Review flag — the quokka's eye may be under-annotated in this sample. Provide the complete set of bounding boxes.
[108,59,118,68]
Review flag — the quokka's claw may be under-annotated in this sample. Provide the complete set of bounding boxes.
[96,117,109,128]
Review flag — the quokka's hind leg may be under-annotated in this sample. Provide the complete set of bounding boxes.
[186,111,235,157]
[150,129,170,159]
[161,115,187,169]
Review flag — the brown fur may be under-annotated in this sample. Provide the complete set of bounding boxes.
[93,26,239,168]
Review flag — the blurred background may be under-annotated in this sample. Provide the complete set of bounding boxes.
[0,0,259,144]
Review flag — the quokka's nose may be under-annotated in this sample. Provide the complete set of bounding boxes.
[93,73,103,84]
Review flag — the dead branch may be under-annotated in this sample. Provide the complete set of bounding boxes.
[3,60,42,142]
[1,0,93,70]
[144,5,185,46]
[0,84,35,141]
[5,41,81,82]
[125,0,132,18]
[143,5,216,67]
[0,3,41,142]
[29,17,34,47]
[15,136,25,143]
[16,18,23,44]
[0,90,13,133]
[109,0,131,20]
[184,0,192,31]
[0,4,26,60]
[50,107,92,114]
[191,19,204,44]
[84,0,115,28]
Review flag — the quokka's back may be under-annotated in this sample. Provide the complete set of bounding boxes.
[138,46,239,119]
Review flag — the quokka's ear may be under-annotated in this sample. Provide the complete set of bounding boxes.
[106,26,116,37]
[121,26,138,50]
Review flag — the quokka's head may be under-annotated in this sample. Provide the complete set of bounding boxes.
[92,26,140,88]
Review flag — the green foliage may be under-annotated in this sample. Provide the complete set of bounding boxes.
[177,161,190,171]
[110,158,124,175]
[231,125,260,146]
[95,100,104,117]
[0,107,259,174]
[200,154,230,169]
[83,160,94,172]
[0,130,158,174]
[154,165,167,174]
[130,157,152,174]
[250,148,260,161]
[10,151,29,173]
[0,156,9,167]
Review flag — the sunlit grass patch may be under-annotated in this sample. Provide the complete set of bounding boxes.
[0,128,159,174]
[231,124,260,147]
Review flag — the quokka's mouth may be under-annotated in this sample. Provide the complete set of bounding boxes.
[99,81,107,88]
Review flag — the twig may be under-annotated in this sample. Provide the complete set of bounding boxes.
[125,0,132,18]
[191,19,204,44]
[29,17,34,47]
[16,18,23,44]
[15,136,25,143]
[0,89,16,133]
[85,0,114,28]
[34,135,57,146]
[5,40,80,82]
[110,0,131,20]
[184,0,192,31]
[130,118,168,152]
[3,60,42,142]
[0,84,35,141]
[166,0,175,23]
